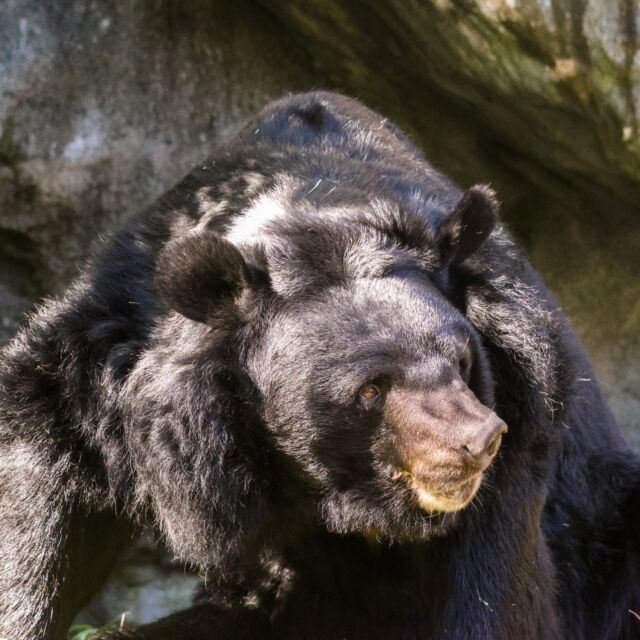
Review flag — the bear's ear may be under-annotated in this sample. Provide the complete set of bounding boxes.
[155,229,251,323]
[436,185,498,266]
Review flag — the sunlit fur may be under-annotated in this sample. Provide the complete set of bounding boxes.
[405,472,483,512]
[0,92,638,640]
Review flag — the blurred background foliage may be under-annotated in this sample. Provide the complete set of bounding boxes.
[1,0,638,627]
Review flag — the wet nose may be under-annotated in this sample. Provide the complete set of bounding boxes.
[461,415,507,468]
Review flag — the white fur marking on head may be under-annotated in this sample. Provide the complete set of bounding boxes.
[226,194,287,247]
[225,176,302,247]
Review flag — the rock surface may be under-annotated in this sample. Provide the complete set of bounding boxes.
[1,0,638,626]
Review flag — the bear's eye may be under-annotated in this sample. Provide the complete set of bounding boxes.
[358,383,381,403]
[459,344,473,384]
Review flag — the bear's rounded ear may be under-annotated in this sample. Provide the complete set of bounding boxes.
[155,229,251,323]
[436,185,498,266]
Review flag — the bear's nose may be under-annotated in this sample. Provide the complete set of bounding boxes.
[461,415,507,469]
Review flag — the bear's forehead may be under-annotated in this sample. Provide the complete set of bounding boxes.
[218,178,446,298]
[222,173,445,248]
[263,276,468,362]
[248,276,470,400]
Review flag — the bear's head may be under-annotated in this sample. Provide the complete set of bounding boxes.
[136,178,506,567]
[247,268,506,541]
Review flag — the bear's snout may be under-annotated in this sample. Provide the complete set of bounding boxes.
[460,412,507,471]
[384,383,507,512]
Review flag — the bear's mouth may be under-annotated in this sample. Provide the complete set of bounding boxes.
[393,470,483,513]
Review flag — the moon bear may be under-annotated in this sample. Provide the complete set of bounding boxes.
[0,92,638,640]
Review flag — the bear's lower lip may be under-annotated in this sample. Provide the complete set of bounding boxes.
[401,473,483,513]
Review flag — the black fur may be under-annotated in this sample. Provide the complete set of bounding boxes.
[155,228,252,323]
[0,92,638,640]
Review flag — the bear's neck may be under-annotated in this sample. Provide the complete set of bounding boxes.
[265,529,453,637]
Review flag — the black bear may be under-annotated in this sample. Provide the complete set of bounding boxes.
[0,92,638,640]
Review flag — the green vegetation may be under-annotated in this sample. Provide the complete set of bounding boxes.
[68,624,100,640]
[68,616,127,640]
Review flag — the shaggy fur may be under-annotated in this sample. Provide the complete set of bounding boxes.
[0,92,638,640]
